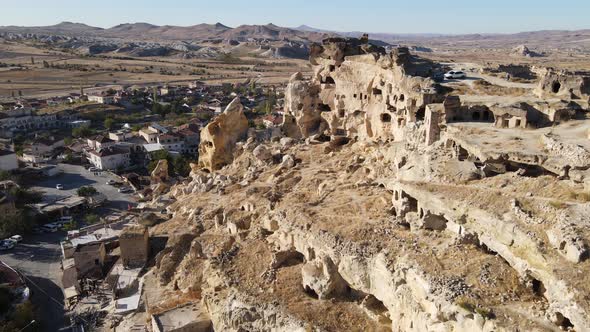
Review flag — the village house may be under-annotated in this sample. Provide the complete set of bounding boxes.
[139,127,159,144]
[68,119,91,128]
[87,135,115,151]
[176,123,201,154]
[108,129,134,142]
[157,132,184,153]
[87,94,116,105]
[0,108,60,131]
[21,135,65,163]
[72,242,107,278]
[120,225,149,268]
[188,81,206,89]
[88,146,131,170]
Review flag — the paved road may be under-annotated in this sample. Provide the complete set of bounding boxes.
[32,163,134,211]
[0,163,136,330]
[0,232,67,331]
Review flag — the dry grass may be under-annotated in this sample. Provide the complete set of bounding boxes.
[567,190,590,202]
[548,200,567,209]
[471,79,528,96]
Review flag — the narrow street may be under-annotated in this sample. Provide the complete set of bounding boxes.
[0,232,67,331]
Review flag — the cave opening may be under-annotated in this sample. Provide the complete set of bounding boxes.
[552,81,561,94]
[416,107,425,121]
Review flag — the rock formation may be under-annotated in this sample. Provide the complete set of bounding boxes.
[283,38,443,142]
[512,44,542,57]
[534,68,590,103]
[198,97,249,171]
[130,37,590,332]
[150,159,169,183]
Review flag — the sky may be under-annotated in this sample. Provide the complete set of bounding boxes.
[2,0,589,34]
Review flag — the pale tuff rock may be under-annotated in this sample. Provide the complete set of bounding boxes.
[301,256,348,300]
[534,68,590,102]
[546,206,589,263]
[279,154,295,169]
[252,144,272,162]
[139,37,590,332]
[150,159,169,183]
[282,72,326,139]
[198,97,249,171]
[283,37,443,143]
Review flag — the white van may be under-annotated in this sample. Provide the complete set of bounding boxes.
[41,223,59,233]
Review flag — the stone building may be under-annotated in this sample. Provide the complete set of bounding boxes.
[72,242,106,278]
[120,225,149,268]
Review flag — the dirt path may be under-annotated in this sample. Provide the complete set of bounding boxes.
[443,62,537,89]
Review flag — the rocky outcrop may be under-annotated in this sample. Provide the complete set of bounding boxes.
[534,68,590,102]
[198,97,249,171]
[283,37,443,142]
[512,45,542,57]
[132,35,590,332]
[151,159,169,183]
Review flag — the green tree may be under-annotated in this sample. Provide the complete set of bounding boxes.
[72,125,93,138]
[84,214,100,224]
[9,188,42,207]
[0,171,12,182]
[172,156,194,177]
[152,103,170,118]
[76,186,97,197]
[104,118,115,130]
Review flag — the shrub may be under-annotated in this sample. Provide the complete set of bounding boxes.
[76,186,97,197]
[84,214,100,224]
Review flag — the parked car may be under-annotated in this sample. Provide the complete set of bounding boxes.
[432,72,445,83]
[88,167,98,172]
[10,235,22,242]
[56,216,73,224]
[0,240,15,250]
[56,184,64,190]
[106,180,116,185]
[444,71,467,79]
[32,228,44,234]
[41,223,59,233]
[118,187,133,194]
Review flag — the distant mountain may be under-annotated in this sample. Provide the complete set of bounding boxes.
[2,22,590,53]
[0,21,331,43]
[0,21,103,36]
[220,23,329,42]
[294,24,590,49]
[101,22,232,40]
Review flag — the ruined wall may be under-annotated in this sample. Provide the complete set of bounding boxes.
[535,69,590,102]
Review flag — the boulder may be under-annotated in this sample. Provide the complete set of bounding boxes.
[280,154,295,169]
[301,256,348,300]
[253,145,272,162]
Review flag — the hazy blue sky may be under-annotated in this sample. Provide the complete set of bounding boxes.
[2,0,589,34]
